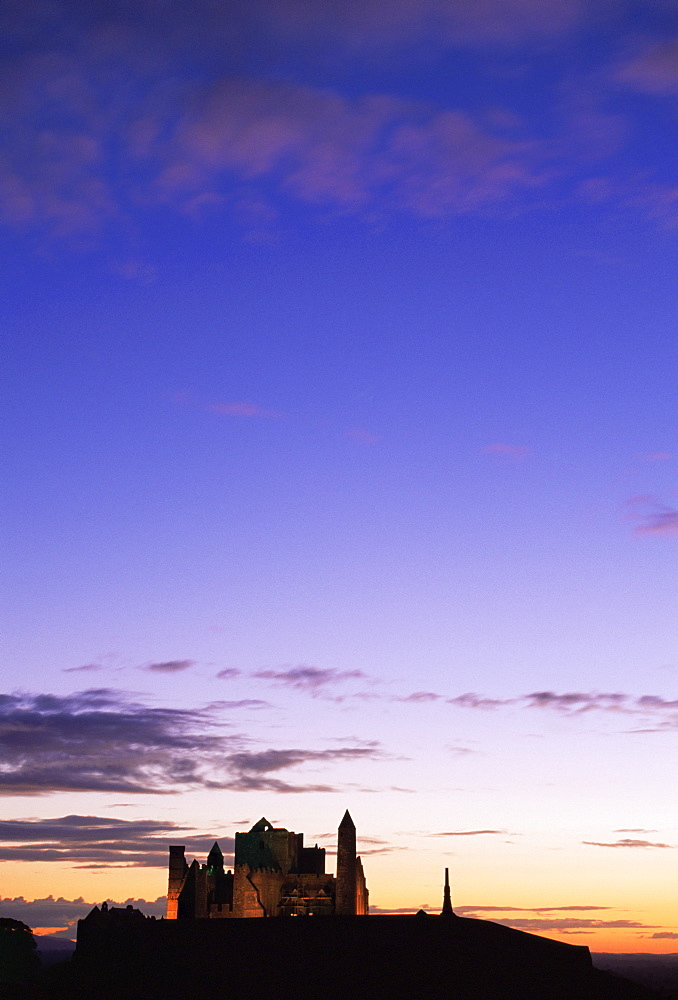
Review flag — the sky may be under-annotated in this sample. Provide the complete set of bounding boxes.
[1,0,676,955]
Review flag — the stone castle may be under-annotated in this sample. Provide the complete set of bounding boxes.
[166,810,368,918]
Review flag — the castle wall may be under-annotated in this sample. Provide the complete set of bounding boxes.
[355,857,369,915]
[249,869,287,917]
[167,846,188,920]
[232,865,265,917]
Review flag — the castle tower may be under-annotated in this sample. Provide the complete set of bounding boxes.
[207,841,224,876]
[441,867,454,916]
[335,810,357,915]
[166,846,188,919]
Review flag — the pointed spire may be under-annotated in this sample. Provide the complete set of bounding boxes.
[441,867,454,916]
[339,809,355,829]
[207,841,224,875]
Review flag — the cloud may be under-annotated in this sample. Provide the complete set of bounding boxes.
[0,0,674,249]
[455,906,655,932]
[616,40,678,96]
[456,905,612,913]
[482,917,650,931]
[443,688,678,731]
[252,666,367,695]
[624,495,678,536]
[524,691,627,712]
[0,689,239,795]
[397,691,443,703]
[429,830,505,837]
[455,905,667,936]
[0,39,557,242]
[447,693,514,710]
[651,932,678,939]
[615,828,657,834]
[583,839,672,849]
[523,691,678,724]
[637,508,678,536]
[635,695,678,710]
[221,745,383,793]
[0,815,233,869]
[481,442,531,460]
[62,663,103,673]
[446,745,475,756]
[144,660,195,673]
[205,700,269,710]
[216,669,241,680]
[0,689,362,795]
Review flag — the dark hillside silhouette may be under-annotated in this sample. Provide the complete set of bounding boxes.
[66,909,658,1000]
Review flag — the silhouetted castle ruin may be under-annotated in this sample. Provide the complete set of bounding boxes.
[167,810,368,918]
[73,811,654,999]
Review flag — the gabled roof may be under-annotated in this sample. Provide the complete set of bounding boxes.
[250,817,274,832]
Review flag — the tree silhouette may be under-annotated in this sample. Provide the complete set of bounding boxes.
[0,917,41,983]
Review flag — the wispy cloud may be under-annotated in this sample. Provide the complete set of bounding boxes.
[615,40,678,96]
[63,663,103,673]
[524,691,627,711]
[447,693,515,710]
[624,495,678,536]
[219,744,383,793]
[397,691,443,703]
[454,904,658,933]
[429,829,505,837]
[144,660,195,673]
[615,828,657,834]
[470,915,651,932]
[583,838,672,849]
[445,689,678,726]
[457,905,613,913]
[252,665,367,695]
[216,668,242,680]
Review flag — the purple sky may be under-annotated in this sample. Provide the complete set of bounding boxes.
[1,0,676,952]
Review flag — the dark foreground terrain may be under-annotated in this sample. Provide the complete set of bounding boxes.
[1,914,662,1000]
[594,954,678,998]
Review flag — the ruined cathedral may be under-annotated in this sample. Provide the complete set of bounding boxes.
[167,811,368,918]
